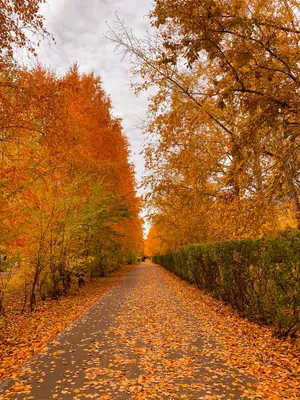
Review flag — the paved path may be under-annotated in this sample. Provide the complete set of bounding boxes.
[0,262,258,399]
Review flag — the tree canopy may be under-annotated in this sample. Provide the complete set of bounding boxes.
[108,0,300,250]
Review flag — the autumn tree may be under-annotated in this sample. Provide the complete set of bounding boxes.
[150,0,300,224]
[0,64,143,312]
[145,225,165,256]
[0,1,143,313]
[0,0,50,69]
[108,0,300,248]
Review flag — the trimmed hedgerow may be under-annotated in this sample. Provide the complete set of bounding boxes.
[152,229,300,338]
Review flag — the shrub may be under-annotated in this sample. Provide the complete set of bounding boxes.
[152,229,300,338]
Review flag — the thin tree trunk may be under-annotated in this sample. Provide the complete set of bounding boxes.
[30,264,40,311]
[291,186,300,229]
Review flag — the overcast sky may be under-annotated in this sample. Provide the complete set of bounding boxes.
[28,0,153,187]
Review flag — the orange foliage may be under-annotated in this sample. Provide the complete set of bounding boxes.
[0,63,143,312]
[144,225,164,256]
[109,0,300,251]
[0,0,51,69]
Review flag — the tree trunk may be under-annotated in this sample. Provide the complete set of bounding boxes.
[291,186,300,229]
[30,266,39,311]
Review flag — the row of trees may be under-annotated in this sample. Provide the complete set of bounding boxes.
[0,1,143,313]
[109,0,300,253]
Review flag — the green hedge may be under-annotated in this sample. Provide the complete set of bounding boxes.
[152,229,300,338]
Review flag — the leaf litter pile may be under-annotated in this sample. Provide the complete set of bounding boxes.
[0,262,299,399]
[0,264,135,385]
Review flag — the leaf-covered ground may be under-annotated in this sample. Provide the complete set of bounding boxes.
[0,262,299,399]
[0,264,135,385]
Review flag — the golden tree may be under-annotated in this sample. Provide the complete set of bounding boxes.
[108,0,300,249]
